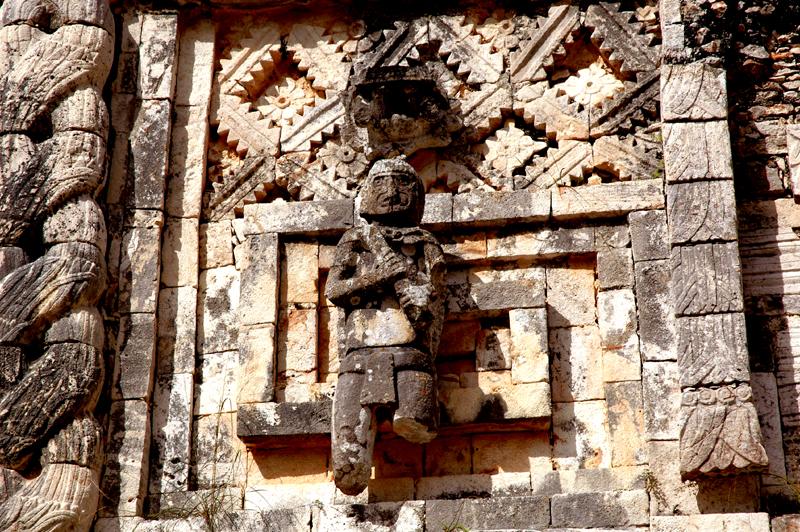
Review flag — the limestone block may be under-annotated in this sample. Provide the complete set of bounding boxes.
[239,233,279,327]
[438,320,480,357]
[642,362,681,440]
[605,381,647,467]
[646,440,760,516]
[551,180,664,221]
[509,308,549,384]
[129,99,172,210]
[635,260,676,361]
[113,51,138,95]
[629,210,669,262]
[667,181,738,244]
[100,400,150,517]
[490,472,534,497]
[651,514,770,532]
[595,224,630,249]
[244,200,353,236]
[119,224,162,313]
[167,105,208,218]
[751,372,788,484]
[447,276,545,315]
[439,232,486,262]
[598,289,641,382]
[157,286,197,375]
[248,446,329,485]
[550,325,604,401]
[597,248,634,291]
[195,350,238,416]
[318,306,344,379]
[244,483,338,511]
[425,497,550,531]
[197,266,240,355]
[666,121,733,181]
[676,312,749,387]
[671,242,744,316]
[368,478,415,503]
[487,227,595,260]
[200,221,234,269]
[452,189,549,225]
[314,502,424,532]
[415,474,492,500]
[546,259,597,328]
[139,13,179,100]
[237,401,331,438]
[424,436,472,476]
[238,324,276,404]
[120,9,143,52]
[550,490,649,528]
[149,372,193,494]
[373,439,422,479]
[773,515,800,532]
[439,379,550,425]
[661,63,727,121]
[472,432,551,474]
[112,313,156,400]
[175,18,215,107]
[789,125,800,202]
[420,193,453,227]
[571,466,648,493]
[552,400,611,470]
[476,326,512,371]
[161,217,199,288]
[278,309,318,374]
[193,412,243,489]
[283,242,319,304]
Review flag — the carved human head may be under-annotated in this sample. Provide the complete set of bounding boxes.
[359,158,425,226]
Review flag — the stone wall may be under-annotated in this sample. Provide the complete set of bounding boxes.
[3,0,795,531]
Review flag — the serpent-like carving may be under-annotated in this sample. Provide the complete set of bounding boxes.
[0,0,113,529]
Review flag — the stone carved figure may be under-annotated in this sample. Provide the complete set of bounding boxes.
[0,0,113,529]
[326,158,446,495]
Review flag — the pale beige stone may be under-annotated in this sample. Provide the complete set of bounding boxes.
[193,412,245,489]
[551,179,664,220]
[239,233,279,327]
[157,286,198,375]
[651,514,769,532]
[598,289,641,382]
[472,432,551,474]
[161,217,199,288]
[642,361,681,440]
[238,324,276,404]
[790,125,800,202]
[175,19,215,107]
[278,308,318,374]
[139,13,179,100]
[200,221,234,269]
[546,259,596,327]
[197,266,240,355]
[550,325,604,401]
[440,232,487,261]
[150,372,193,494]
[509,308,549,383]
[476,326,512,371]
[284,242,319,304]
[167,105,208,219]
[101,400,150,517]
[553,400,611,470]
[195,350,238,415]
[487,227,594,260]
[751,372,788,485]
[605,381,647,467]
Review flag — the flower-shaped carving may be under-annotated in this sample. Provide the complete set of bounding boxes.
[482,121,546,177]
[316,140,369,187]
[561,63,624,107]
[476,10,520,52]
[256,78,314,125]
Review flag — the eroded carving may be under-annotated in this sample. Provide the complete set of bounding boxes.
[0,0,112,529]
[326,158,446,495]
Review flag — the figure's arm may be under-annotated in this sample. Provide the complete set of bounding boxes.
[325,237,406,308]
[396,241,446,325]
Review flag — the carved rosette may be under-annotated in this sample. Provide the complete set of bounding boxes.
[0,0,113,529]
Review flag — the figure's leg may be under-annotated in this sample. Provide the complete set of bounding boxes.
[331,372,377,495]
[393,369,437,444]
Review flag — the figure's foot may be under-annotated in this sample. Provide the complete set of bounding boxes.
[334,460,372,496]
[393,415,436,444]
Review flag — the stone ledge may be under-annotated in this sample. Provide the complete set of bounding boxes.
[652,513,770,532]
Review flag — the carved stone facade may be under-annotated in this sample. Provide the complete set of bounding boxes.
[4,0,800,531]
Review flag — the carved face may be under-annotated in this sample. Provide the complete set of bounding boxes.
[359,159,425,226]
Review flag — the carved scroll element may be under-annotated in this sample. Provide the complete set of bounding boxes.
[0,0,113,529]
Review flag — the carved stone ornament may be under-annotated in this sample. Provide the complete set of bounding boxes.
[326,158,446,495]
[0,0,113,529]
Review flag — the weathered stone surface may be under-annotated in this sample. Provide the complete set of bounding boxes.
[751,372,788,485]
[635,260,676,361]
[195,350,238,415]
[773,514,800,532]
[546,259,597,328]
[239,233,279,327]
[157,286,197,374]
[100,400,150,517]
[244,200,353,236]
[452,189,549,225]
[598,289,641,382]
[476,327,512,371]
[789,125,800,203]
[425,496,550,531]
[677,312,749,387]
[119,224,162,313]
[197,266,240,355]
[175,18,215,108]
[139,13,178,100]
[671,242,744,316]
[128,100,172,210]
[161,217,199,288]
[149,372,193,494]
[550,490,649,528]
[487,227,595,259]
[667,181,738,244]
[238,324,276,404]
[277,308,317,374]
[472,432,550,475]
[550,325,604,401]
[511,4,580,83]
[168,105,208,219]
[415,474,493,500]
[439,379,551,425]
[553,400,611,470]
[651,514,770,532]
[446,267,545,315]
[605,381,647,466]
[237,401,332,438]
[283,242,319,304]
[314,502,424,532]
[509,308,549,383]
[438,320,480,357]
[551,180,664,220]
[420,193,453,227]
[112,313,157,400]
[661,63,727,121]
[595,224,630,249]
[200,221,234,269]
[193,412,242,489]
[629,210,669,262]
[643,362,681,440]
[597,248,634,291]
